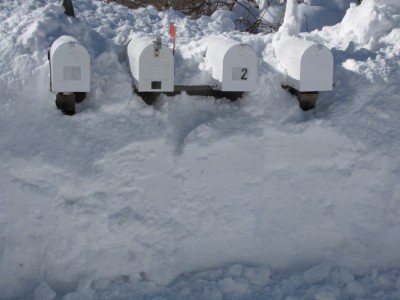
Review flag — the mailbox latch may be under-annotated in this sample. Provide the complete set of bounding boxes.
[154,37,162,57]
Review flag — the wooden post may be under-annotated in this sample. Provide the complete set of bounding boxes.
[63,0,75,17]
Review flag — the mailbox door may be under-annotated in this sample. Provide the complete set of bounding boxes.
[137,45,174,92]
[299,45,333,92]
[221,45,257,92]
[51,41,90,93]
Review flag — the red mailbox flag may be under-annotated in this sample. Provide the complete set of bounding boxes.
[169,23,176,55]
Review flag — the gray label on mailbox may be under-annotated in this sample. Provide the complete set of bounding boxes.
[63,66,81,80]
[232,67,248,80]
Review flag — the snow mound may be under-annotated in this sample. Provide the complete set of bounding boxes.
[339,0,400,50]
[24,263,400,300]
[0,0,400,299]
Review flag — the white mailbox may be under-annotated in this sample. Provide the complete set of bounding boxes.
[49,35,90,93]
[274,36,333,92]
[127,37,174,92]
[206,38,257,92]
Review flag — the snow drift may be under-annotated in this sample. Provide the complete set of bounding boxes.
[0,0,400,298]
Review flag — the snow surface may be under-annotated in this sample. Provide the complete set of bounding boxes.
[0,0,400,299]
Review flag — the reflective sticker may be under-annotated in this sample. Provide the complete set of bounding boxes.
[63,66,81,80]
[232,67,248,80]
[151,81,162,89]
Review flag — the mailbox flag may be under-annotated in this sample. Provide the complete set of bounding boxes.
[169,23,176,55]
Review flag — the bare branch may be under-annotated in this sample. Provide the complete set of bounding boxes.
[100,0,281,33]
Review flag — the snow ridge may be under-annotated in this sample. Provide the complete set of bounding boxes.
[0,0,400,298]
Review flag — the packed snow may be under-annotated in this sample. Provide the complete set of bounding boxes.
[0,0,400,299]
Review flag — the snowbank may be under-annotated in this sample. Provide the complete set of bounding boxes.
[26,263,400,299]
[0,0,400,299]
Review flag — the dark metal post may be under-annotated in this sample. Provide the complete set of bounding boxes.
[63,0,75,17]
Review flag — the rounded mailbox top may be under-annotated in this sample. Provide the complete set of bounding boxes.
[206,37,255,65]
[274,36,332,68]
[206,37,257,79]
[127,36,173,63]
[51,35,79,47]
[50,35,87,58]
[127,37,155,59]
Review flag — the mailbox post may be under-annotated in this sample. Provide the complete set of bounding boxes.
[49,35,90,115]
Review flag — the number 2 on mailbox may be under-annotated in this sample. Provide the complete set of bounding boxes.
[232,67,248,80]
